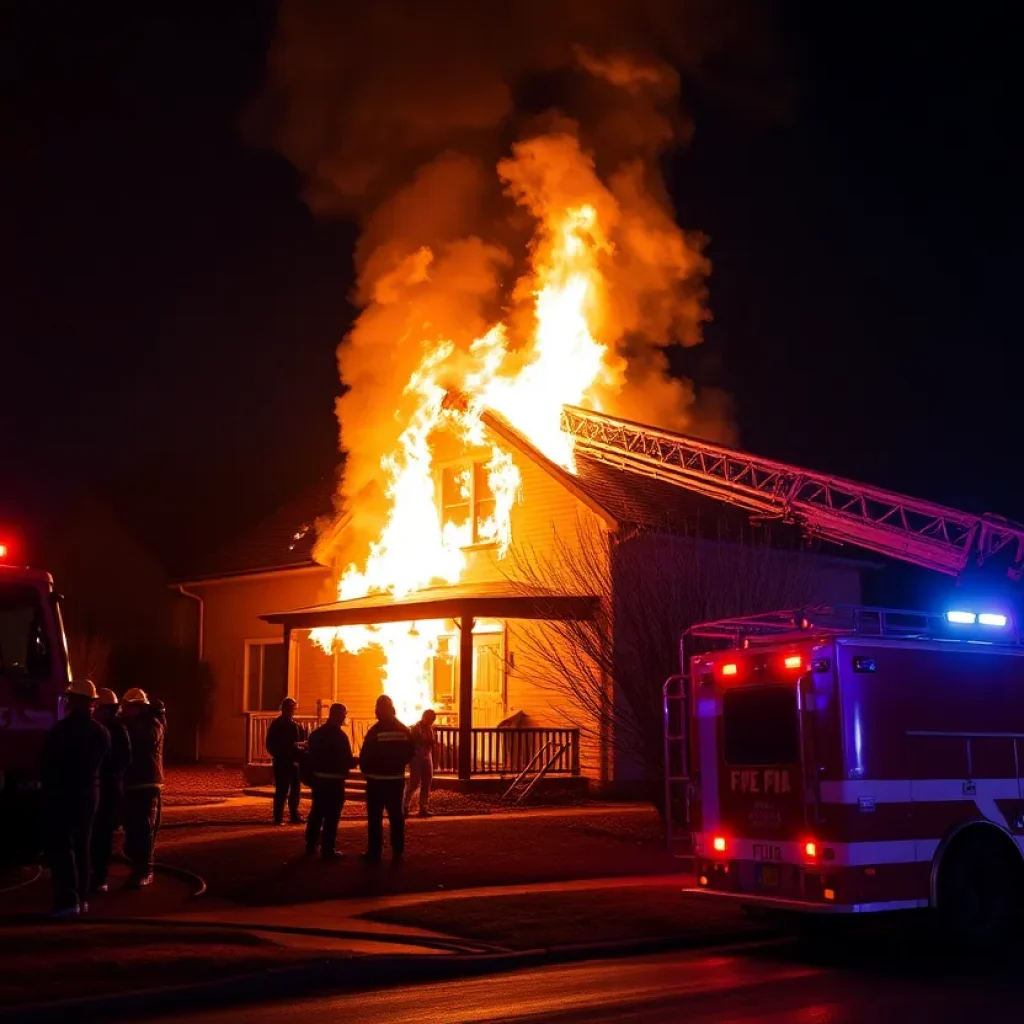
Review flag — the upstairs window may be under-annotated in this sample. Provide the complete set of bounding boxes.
[440,460,500,547]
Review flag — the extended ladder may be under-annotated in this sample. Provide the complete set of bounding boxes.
[561,405,1024,580]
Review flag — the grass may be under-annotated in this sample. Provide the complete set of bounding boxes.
[158,807,678,907]
[359,885,768,950]
[0,924,331,1008]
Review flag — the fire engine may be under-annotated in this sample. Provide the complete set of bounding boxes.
[561,405,1024,944]
[0,543,73,859]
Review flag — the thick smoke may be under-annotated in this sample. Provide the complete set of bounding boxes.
[252,0,780,570]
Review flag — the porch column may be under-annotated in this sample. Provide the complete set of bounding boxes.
[282,626,293,699]
[457,613,474,781]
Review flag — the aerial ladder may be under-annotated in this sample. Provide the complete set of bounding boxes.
[558,404,1024,854]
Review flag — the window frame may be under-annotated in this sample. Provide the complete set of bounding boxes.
[242,637,293,713]
[437,457,503,549]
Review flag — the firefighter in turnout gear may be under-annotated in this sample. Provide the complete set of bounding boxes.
[359,695,414,863]
[304,703,358,859]
[91,688,131,893]
[39,680,110,917]
[265,696,307,825]
[120,688,165,888]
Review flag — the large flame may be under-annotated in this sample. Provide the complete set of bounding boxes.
[313,153,629,720]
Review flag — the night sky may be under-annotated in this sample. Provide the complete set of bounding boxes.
[2,2,1020,586]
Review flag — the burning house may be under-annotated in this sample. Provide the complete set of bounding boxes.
[171,3,864,788]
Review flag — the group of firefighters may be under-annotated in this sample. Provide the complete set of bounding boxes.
[36,685,430,915]
[39,679,165,917]
[266,695,437,862]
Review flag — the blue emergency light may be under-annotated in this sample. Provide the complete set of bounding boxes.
[945,610,1009,628]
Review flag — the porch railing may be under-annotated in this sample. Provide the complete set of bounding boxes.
[433,726,580,777]
[245,709,373,765]
[245,713,580,777]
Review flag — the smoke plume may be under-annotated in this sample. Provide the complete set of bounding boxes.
[251,0,781,571]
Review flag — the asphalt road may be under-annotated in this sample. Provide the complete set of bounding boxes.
[174,942,1024,1023]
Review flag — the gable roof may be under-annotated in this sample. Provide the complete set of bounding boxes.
[176,476,336,584]
[178,410,875,583]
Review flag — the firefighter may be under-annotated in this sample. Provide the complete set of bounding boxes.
[119,687,165,888]
[265,696,306,825]
[359,695,414,864]
[404,708,437,818]
[38,679,110,917]
[304,703,358,859]
[91,688,131,893]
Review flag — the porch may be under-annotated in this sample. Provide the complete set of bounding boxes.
[245,708,580,777]
[257,582,597,782]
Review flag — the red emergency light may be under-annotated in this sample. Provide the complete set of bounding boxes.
[784,655,804,670]
[720,663,738,677]
[0,542,8,561]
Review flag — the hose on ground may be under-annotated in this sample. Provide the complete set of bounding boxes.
[0,866,42,895]
[111,853,207,898]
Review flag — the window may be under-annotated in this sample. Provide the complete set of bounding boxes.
[440,460,500,546]
[0,583,51,681]
[245,640,287,712]
[722,686,799,766]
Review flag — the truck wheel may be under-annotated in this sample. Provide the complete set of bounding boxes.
[936,830,1021,951]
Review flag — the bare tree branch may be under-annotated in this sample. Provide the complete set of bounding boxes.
[505,517,823,799]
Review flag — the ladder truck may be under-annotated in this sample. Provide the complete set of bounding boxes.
[560,405,1024,946]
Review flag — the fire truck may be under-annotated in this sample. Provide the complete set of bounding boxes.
[0,544,73,859]
[561,405,1024,944]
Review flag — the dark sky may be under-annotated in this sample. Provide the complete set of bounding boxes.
[2,2,1020,581]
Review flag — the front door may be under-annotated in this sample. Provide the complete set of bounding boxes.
[472,633,506,728]
[429,629,506,728]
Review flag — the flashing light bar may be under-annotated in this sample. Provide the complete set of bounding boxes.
[946,610,1010,628]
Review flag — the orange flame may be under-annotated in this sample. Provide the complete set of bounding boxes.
[313,144,644,719]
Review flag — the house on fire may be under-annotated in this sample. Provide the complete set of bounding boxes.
[172,413,869,790]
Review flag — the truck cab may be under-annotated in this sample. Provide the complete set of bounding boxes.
[0,560,72,857]
[666,604,1024,946]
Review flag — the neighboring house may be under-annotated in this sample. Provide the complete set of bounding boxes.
[172,416,869,788]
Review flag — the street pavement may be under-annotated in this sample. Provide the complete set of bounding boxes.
[162,944,1024,1023]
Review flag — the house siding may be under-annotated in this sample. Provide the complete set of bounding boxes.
[189,569,332,761]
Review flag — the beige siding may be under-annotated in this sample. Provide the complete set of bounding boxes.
[457,445,609,590]
[192,568,331,761]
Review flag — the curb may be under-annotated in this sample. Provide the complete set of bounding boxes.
[0,928,783,1023]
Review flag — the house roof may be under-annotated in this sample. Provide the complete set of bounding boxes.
[176,476,336,584]
[260,581,600,629]
[179,409,876,584]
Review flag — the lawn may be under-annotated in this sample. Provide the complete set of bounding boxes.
[158,806,678,907]
[360,885,771,950]
[0,924,331,1009]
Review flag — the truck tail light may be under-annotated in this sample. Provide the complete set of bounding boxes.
[720,663,737,677]
[804,841,817,860]
[712,835,727,854]
[784,655,803,669]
